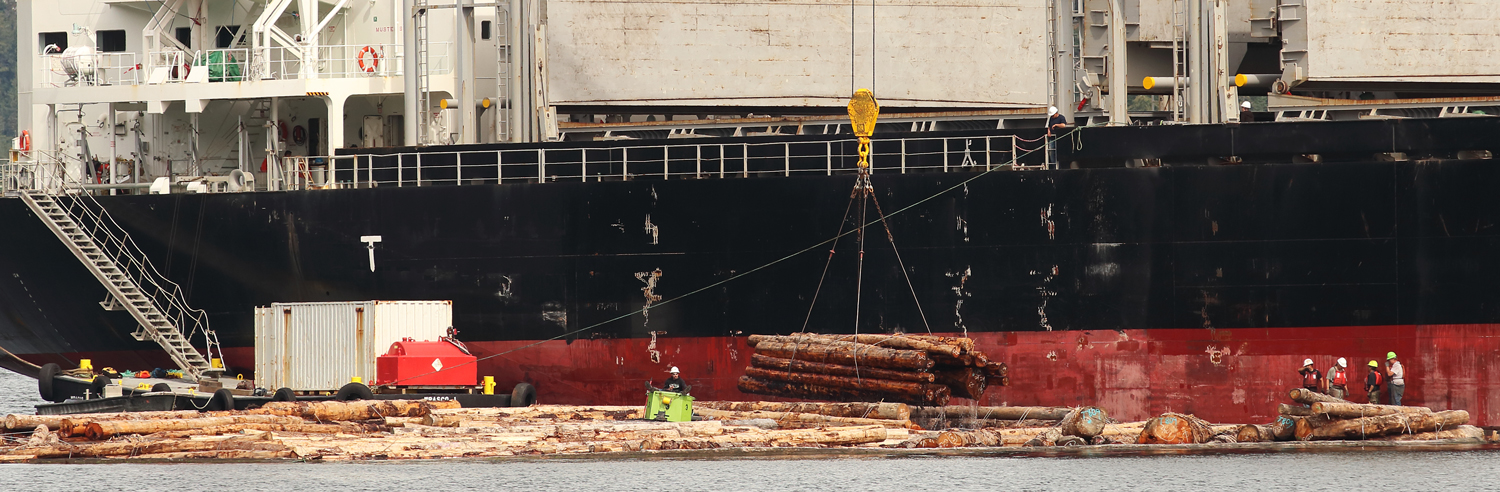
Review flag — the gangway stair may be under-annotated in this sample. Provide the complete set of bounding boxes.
[18,190,222,380]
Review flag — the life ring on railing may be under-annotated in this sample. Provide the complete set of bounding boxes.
[18,130,30,152]
[277,120,289,142]
[292,125,307,146]
[357,46,380,73]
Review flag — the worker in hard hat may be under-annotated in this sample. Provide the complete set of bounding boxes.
[1297,358,1323,394]
[662,367,687,393]
[1325,358,1349,400]
[1046,106,1068,135]
[1365,360,1385,404]
[1385,352,1405,406]
[1239,100,1255,122]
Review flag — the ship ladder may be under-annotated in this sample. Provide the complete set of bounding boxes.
[19,189,223,381]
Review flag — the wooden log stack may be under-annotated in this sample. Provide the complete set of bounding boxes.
[1277,388,1477,442]
[739,333,1006,405]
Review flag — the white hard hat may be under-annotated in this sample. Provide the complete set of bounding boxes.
[1337,357,1347,367]
[1241,101,1252,109]
[669,366,679,374]
[1303,358,1314,366]
[1048,106,1058,116]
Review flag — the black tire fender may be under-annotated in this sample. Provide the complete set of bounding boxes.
[151,383,172,393]
[272,387,296,402]
[335,382,374,401]
[89,375,109,397]
[207,388,236,411]
[38,363,60,402]
[510,382,536,407]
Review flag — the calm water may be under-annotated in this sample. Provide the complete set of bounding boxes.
[3,369,1499,491]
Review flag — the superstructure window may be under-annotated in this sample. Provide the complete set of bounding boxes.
[97,30,127,52]
[481,21,491,40]
[174,27,191,48]
[215,26,241,48]
[39,32,67,53]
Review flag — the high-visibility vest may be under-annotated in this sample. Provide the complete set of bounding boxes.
[1303,369,1320,387]
[1330,368,1347,386]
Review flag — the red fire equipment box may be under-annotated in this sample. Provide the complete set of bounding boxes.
[376,338,477,387]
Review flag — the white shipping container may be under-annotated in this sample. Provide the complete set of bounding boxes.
[254,300,453,392]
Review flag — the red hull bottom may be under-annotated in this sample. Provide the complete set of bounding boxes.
[20,324,1500,426]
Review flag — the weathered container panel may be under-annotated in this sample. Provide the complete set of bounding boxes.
[254,301,451,392]
[1303,0,1500,82]
[545,0,1046,108]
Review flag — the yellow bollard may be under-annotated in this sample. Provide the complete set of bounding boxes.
[80,359,93,371]
[211,358,224,369]
[351,376,363,384]
[483,376,496,395]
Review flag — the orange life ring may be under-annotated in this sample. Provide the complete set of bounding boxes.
[292,125,306,146]
[277,121,289,142]
[357,46,380,73]
[18,130,30,152]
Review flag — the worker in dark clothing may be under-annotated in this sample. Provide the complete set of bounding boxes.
[1239,101,1255,122]
[1298,358,1323,393]
[1046,106,1068,136]
[662,366,687,393]
[1366,360,1384,404]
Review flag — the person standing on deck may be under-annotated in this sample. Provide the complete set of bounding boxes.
[1386,352,1406,406]
[1045,107,1068,167]
[1239,101,1255,122]
[1325,358,1349,400]
[1365,360,1384,404]
[1298,358,1323,394]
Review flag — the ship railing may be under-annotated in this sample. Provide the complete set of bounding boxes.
[318,135,1039,189]
[37,52,142,88]
[1,152,74,195]
[143,49,251,83]
[248,43,442,81]
[54,187,222,364]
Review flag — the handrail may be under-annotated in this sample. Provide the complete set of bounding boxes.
[55,190,222,366]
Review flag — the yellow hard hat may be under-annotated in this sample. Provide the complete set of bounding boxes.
[1368,360,1378,368]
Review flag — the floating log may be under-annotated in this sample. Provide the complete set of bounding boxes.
[52,411,205,436]
[1097,422,1146,443]
[3,414,69,432]
[642,425,888,450]
[254,399,461,421]
[1288,388,1346,405]
[1023,428,1062,447]
[750,340,934,370]
[1059,407,1109,439]
[1309,401,1434,419]
[787,333,963,358]
[1308,410,1470,441]
[749,354,934,383]
[910,406,1073,421]
[150,422,389,438]
[87,415,305,440]
[4,438,293,459]
[121,449,297,460]
[1138,413,1213,444]
[1369,425,1485,442]
[1267,416,1297,441]
[1293,414,1336,441]
[693,408,913,429]
[1277,404,1315,417]
[423,406,642,425]
[1235,424,1272,443]
[694,400,910,421]
[933,367,988,400]
[736,376,950,406]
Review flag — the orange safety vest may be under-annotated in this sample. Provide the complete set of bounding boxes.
[1330,368,1347,386]
[1302,368,1321,387]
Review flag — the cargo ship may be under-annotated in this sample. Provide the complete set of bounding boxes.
[4,0,1500,426]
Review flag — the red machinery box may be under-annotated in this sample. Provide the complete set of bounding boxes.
[376,338,476,386]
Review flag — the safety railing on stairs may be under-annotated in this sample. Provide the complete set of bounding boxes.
[42,190,223,371]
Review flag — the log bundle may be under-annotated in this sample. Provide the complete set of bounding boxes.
[1273,388,1477,443]
[739,334,1007,405]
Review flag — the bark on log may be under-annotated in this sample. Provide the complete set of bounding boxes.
[87,415,305,440]
[933,367,988,400]
[1235,424,1272,443]
[53,411,205,436]
[912,418,1059,430]
[786,333,964,358]
[1059,407,1109,439]
[1308,410,1470,441]
[1369,425,1485,442]
[910,406,1072,421]
[150,422,389,438]
[120,449,296,460]
[1267,416,1297,441]
[1288,388,1347,405]
[1309,401,1434,419]
[902,335,977,353]
[1137,413,1213,444]
[1294,414,1336,441]
[642,425,888,450]
[693,408,913,429]
[1277,404,1316,417]
[422,406,642,425]
[694,401,910,421]
[1098,422,1146,443]
[743,367,942,400]
[4,439,292,459]
[736,376,949,406]
[1023,428,1063,447]
[750,340,934,370]
[749,354,935,383]
[253,399,461,421]
[3,414,69,431]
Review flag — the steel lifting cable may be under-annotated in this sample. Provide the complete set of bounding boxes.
[386,126,1086,385]
[868,189,931,334]
[799,194,858,333]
